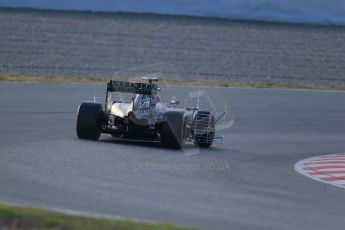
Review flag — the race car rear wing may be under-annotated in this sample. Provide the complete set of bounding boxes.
[107,80,158,95]
[105,80,158,113]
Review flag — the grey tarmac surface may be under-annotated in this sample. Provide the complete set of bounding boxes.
[1,8,345,86]
[0,82,345,230]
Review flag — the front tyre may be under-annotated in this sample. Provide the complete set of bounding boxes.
[193,110,215,148]
[76,102,103,140]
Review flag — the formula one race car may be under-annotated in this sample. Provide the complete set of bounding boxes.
[76,77,225,148]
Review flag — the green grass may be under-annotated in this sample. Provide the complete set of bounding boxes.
[0,204,196,230]
[1,74,345,91]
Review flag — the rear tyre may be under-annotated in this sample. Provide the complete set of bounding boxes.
[76,102,103,140]
[193,110,215,148]
[161,111,185,149]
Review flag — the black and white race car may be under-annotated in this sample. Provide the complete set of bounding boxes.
[76,77,225,148]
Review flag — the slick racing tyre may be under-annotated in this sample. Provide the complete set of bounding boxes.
[193,110,215,148]
[76,102,103,140]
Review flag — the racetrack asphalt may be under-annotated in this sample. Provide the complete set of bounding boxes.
[0,82,345,230]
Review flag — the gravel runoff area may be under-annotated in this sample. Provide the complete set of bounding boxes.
[1,7,345,86]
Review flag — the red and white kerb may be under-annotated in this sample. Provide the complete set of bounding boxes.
[295,153,345,189]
